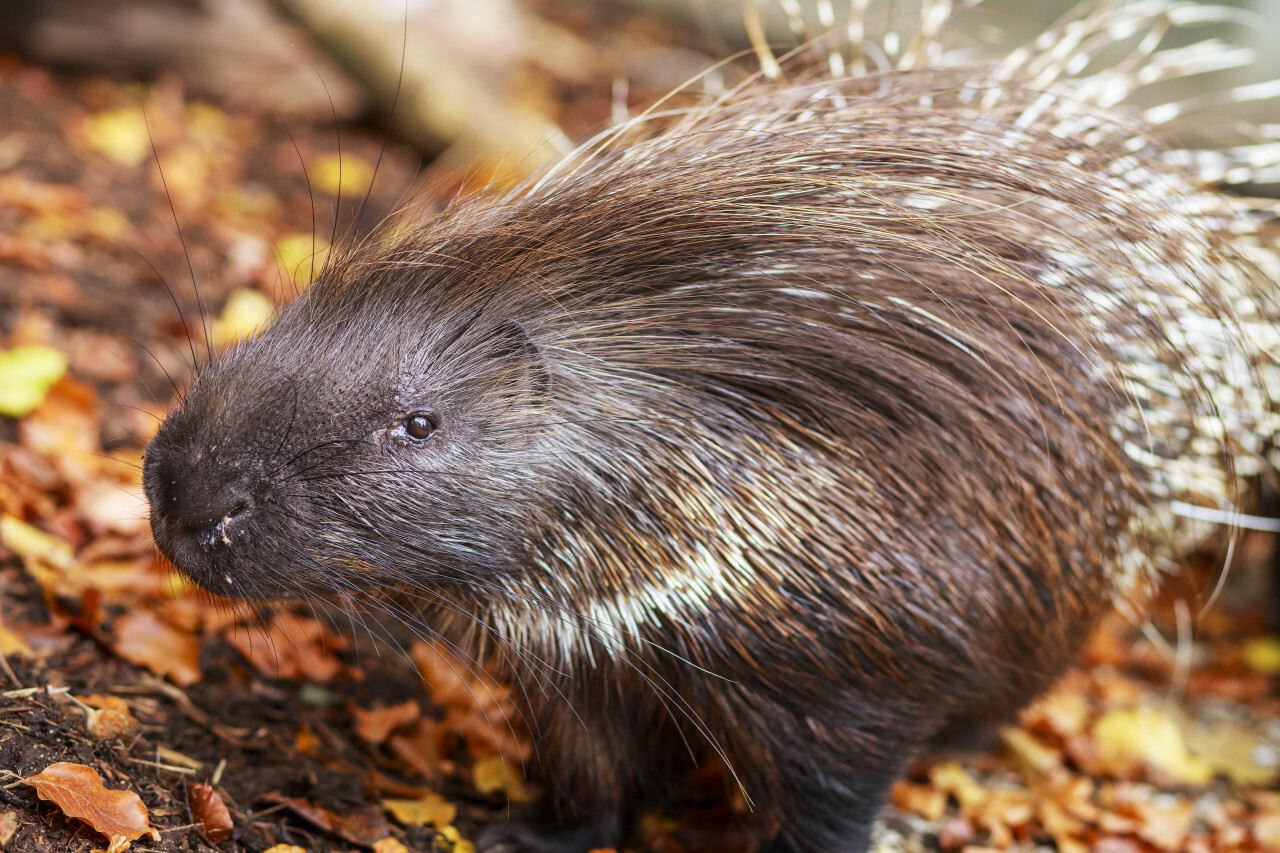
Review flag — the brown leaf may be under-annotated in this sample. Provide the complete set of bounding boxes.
[386,719,446,779]
[112,609,202,686]
[1019,679,1090,738]
[189,783,232,844]
[23,762,160,852]
[75,694,137,739]
[276,797,390,846]
[225,612,345,682]
[0,614,34,658]
[354,700,421,745]
[0,810,19,846]
[890,781,948,822]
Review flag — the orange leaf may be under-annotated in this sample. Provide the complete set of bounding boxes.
[75,694,137,739]
[23,762,160,852]
[354,700,421,744]
[113,610,202,686]
[189,782,232,844]
[225,612,345,682]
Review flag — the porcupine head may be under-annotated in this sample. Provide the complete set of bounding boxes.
[144,2,1280,852]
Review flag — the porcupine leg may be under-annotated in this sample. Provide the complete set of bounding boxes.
[744,741,905,853]
[727,690,920,853]
[478,675,676,852]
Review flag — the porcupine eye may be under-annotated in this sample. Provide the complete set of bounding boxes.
[403,411,439,442]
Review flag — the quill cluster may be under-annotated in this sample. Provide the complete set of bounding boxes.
[145,2,1280,851]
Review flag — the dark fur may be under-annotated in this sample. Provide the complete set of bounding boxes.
[144,61,1277,852]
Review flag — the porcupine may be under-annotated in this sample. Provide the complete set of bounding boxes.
[143,1,1280,850]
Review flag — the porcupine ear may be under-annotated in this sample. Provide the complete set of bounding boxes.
[490,318,551,403]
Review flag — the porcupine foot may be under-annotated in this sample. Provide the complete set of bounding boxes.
[751,756,903,853]
[476,818,615,853]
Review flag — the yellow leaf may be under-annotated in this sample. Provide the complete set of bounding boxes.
[213,289,274,347]
[0,345,68,417]
[472,755,532,803]
[383,792,456,827]
[1244,636,1280,675]
[0,514,74,568]
[84,207,132,242]
[81,107,151,167]
[1092,707,1213,785]
[186,103,230,146]
[1185,720,1278,787]
[372,838,410,853]
[1000,726,1061,777]
[275,233,329,287]
[313,153,374,198]
[0,615,33,657]
[929,761,986,809]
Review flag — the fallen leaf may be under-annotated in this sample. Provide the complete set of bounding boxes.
[276,797,390,846]
[1243,636,1280,675]
[189,783,232,844]
[386,718,446,779]
[0,615,34,658]
[212,288,274,347]
[274,233,328,287]
[23,762,160,852]
[76,480,148,536]
[80,107,151,167]
[473,755,531,803]
[0,345,68,417]
[1090,707,1213,785]
[226,613,345,682]
[1020,680,1090,737]
[1254,811,1280,849]
[373,838,411,853]
[0,810,18,846]
[383,792,456,828]
[1038,799,1087,852]
[1185,719,1278,787]
[929,762,986,809]
[1092,835,1146,853]
[0,514,74,569]
[438,824,475,853]
[891,781,948,822]
[1135,799,1195,851]
[313,153,374,198]
[1000,726,1061,777]
[75,694,137,739]
[355,700,421,744]
[113,610,202,686]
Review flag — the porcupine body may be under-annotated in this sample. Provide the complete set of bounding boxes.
[143,2,1280,851]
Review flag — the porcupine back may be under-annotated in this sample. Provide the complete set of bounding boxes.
[142,3,1280,850]
[319,0,1280,651]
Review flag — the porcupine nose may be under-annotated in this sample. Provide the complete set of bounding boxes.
[144,448,254,549]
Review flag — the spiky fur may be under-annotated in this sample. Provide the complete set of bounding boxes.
[145,2,1280,851]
